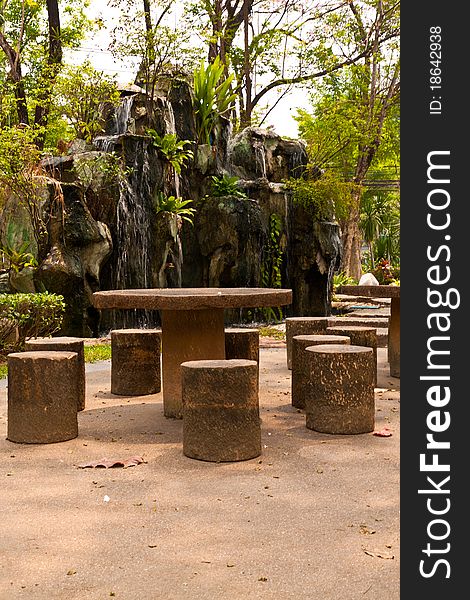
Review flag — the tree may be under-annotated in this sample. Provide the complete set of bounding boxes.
[0,0,91,146]
[295,0,400,279]
[109,0,201,123]
[184,0,399,130]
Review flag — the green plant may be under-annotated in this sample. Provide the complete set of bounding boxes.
[53,62,120,142]
[261,213,283,289]
[0,292,65,353]
[0,242,37,273]
[371,258,399,285]
[84,344,112,363]
[285,174,357,222]
[210,174,247,198]
[333,271,356,290]
[193,56,237,145]
[147,131,194,174]
[154,191,196,225]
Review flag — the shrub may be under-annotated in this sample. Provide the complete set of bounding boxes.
[0,292,66,353]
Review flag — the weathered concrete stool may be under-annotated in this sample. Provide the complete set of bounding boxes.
[7,351,79,443]
[225,328,259,362]
[286,317,330,369]
[291,334,350,409]
[25,336,86,411]
[305,344,375,434]
[111,329,161,396]
[326,325,378,386]
[181,359,260,462]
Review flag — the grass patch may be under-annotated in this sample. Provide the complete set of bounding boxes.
[0,344,112,379]
[0,363,7,379]
[83,344,112,363]
[258,326,285,340]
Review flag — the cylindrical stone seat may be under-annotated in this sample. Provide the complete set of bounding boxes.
[291,334,350,409]
[25,336,86,411]
[286,317,330,369]
[7,351,79,444]
[111,329,161,396]
[305,344,375,434]
[181,359,260,462]
[225,328,259,362]
[326,325,378,386]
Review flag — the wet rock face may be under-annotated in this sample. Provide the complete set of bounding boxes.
[228,127,308,181]
[34,184,113,337]
[287,202,342,316]
[195,195,266,288]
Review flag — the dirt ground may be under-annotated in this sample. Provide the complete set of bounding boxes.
[0,344,399,600]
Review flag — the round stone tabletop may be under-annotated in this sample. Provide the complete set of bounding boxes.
[93,287,293,311]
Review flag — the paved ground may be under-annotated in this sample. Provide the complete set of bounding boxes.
[0,345,399,600]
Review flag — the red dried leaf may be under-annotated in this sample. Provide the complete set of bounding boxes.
[78,456,145,469]
[373,427,392,437]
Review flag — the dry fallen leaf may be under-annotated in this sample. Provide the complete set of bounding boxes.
[373,427,392,437]
[77,456,146,469]
[363,549,394,560]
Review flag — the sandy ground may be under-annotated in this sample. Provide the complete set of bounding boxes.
[0,345,399,600]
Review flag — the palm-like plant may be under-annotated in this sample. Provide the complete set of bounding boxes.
[154,191,196,225]
[193,56,237,145]
[147,131,194,174]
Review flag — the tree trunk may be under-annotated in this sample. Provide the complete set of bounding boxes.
[34,0,63,148]
[0,33,30,125]
[340,189,362,280]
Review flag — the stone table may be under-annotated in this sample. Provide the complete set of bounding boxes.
[93,288,292,418]
[337,285,400,378]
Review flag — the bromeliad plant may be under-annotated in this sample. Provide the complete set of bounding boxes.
[154,191,196,226]
[193,56,237,145]
[147,131,194,174]
[210,174,247,198]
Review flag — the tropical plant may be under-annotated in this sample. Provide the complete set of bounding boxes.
[52,62,120,142]
[193,56,237,145]
[0,242,37,274]
[285,173,357,222]
[147,131,194,174]
[210,174,247,198]
[0,292,65,352]
[154,191,196,225]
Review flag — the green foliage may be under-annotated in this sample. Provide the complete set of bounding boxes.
[285,174,357,222]
[332,271,356,293]
[259,213,284,323]
[52,62,120,142]
[258,326,285,341]
[0,242,38,274]
[0,292,65,353]
[193,56,237,145]
[72,152,124,191]
[147,131,194,174]
[154,192,196,225]
[209,174,247,198]
[360,190,400,268]
[84,344,112,363]
[0,126,49,252]
[261,213,283,289]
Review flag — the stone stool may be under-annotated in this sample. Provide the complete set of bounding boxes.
[181,359,260,462]
[291,334,350,409]
[305,344,375,434]
[286,317,330,369]
[111,329,161,396]
[326,325,378,386]
[7,351,79,443]
[225,328,259,362]
[25,337,86,411]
